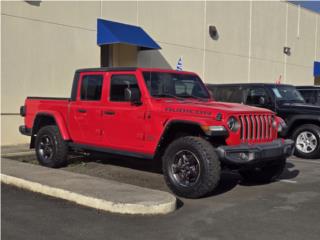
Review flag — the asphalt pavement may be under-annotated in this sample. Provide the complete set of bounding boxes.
[2,155,320,240]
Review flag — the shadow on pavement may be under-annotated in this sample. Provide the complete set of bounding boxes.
[82,153,242,199]
[85,152,162,173]
[207,171,241,197]
[278,162,300,180]
[239,161,300,187]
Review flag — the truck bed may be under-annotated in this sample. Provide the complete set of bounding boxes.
[24,97,70,130]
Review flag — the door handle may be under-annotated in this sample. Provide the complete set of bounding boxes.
[103,110,115,115]
[77,109,87,113]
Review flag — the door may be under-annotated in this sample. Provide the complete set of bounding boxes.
[68,73,105,145]
[101,73,147,152]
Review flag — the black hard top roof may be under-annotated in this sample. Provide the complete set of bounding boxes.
[296,85,320,89]
[76,67,137,73]
[205,83,294,87]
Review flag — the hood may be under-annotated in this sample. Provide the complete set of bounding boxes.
[278,102,320,114]
[157,99,273,117]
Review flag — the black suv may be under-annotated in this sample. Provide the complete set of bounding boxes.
[296,86,320,105]
[207,83,320,159]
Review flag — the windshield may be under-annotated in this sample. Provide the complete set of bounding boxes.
[271,86,305,103]
[143,71,210,100]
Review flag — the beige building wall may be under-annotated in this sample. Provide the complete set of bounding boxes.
[138,1,205,77]
[1,1,100,145]
[204,1,250,83]
[137,1,319,85]
[286,4,317,85]
[1,1,319,146]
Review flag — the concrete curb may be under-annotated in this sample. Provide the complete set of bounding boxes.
[1,159,176,215]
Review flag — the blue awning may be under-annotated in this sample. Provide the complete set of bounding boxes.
[97,19,161,50]
[314,61,320,77]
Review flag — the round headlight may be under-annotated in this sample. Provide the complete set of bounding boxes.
[227,116,240,132]
[278,118,287,132]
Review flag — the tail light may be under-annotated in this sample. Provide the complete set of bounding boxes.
[20,106,26,117]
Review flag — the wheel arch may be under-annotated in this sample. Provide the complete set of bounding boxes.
[154,120,206,160]
[30,112,70,148]
[286,116,320,138]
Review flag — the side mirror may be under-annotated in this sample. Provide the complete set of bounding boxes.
[124,88,142,105]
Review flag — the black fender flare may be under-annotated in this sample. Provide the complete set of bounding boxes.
[283,115,320,137]
[154,120,205,158]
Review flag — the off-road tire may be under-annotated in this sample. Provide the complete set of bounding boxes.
[162,136,221,198]
[292,124,320,159]
[239,158,286,183]
[35,125,68,168]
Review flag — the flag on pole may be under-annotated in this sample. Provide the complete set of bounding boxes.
[176,57,183,71]
[276,75,282,84]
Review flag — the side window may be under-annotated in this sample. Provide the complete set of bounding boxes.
[80,75,103,101]
[229,87,244,103]
[246,87,268,105]
[110,75,140,102]
[216,86,243,103]
[300,90,316,104]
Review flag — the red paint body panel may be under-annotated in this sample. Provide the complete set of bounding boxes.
[24,99,70,139]
[22,68,281,156]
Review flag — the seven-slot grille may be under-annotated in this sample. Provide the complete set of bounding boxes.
[238,114,274,142]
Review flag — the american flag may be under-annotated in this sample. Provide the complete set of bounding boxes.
[176,57,183,71]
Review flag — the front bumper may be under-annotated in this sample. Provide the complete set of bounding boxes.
[216,139,294,168]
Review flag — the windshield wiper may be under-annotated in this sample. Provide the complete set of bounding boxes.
[152,93,185,101]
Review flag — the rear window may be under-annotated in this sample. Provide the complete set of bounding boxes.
[299,90,316,104]
[80,75,103,101]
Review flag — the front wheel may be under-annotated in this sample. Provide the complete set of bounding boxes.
[162,136,221,199]
[292,124,320,159]
[35,125,68,168]
[239,159,286,183]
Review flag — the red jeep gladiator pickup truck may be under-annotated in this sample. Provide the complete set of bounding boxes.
[19,67,294,198]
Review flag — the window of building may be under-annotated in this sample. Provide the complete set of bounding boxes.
[80,75,103,101]
[110,75,140,101]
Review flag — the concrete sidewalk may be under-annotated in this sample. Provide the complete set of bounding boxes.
[1,158,176,215]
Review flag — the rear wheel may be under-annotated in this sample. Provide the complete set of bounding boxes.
[35,125,68,168]
[162,136,221,198]
[239,159,286,183]
[292,124,320,159]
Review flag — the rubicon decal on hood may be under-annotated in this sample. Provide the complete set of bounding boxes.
[165,107,212,116]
